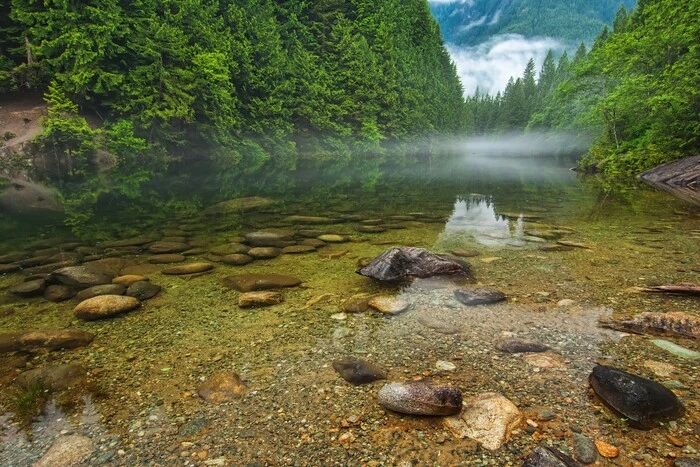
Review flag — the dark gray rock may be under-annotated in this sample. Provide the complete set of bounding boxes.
[332,357,386,385]
[357,247,474,283]
[674,458,700,467]
[495,338,549,354]
[454,287,506,306]
[589,365,684,427]
[572,433,597,465]
[44,284,75,302]
[522,446,581,466]
[51,266,113,288]
[148,241,190,254]
[9,278,46,297]
[378,381,462,416]
[126,281,161,300]
[244,231,294,247]
[640,155,700,205]
[75,284,126,301]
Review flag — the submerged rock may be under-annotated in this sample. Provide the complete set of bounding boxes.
[454,287,507,306]
[222,274,301,292]
[161,263,213,275]
[51,266,113,288]
[0,329,94,353]
[378,381,462,416]
[357,247,473,283]
[495,338,549,354]
[15,363,86,391]
[9,278,46,297]
[572,433,598,465]
[588,365,684,426]
[198,372,246,403]
[74,295,140,321]
[221,254,254,266]
[75,284,126,301]
[34,435,95,467]
[238,291,283,308]
[44,284,75,302]
[203,197,277,215]
[367,296,410,315]
[126,281,161,300]
[444,392,522,451]
[522,446,581,467]
[247,247,282,259]
[148,241,190,254]
[332,356,386,385]
[600,312,699,339]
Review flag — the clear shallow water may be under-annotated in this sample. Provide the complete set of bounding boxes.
[0,154,698,465]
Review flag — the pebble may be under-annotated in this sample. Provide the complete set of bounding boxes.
[112,275,148,286]
[332,356,386,385]
[43,284,75,302]
[435,360,456,371]
[522,446,579,466]
[148,241,190,254]
[454,287,506,306]
[148,254,186,264]
[75,284,126,301]
[594,439,619,458]
[209,243,250,256]
[317,234,348,243]
[221,254,254,266]
[34,435,95,467]
[379,381,462,416]
[573,433,598,464]
[222,274,301,292]
[495,338,549,353]
[238,291,283,308]
[367,296,410,315]
[247,247,282,259]
[9,278,47,297]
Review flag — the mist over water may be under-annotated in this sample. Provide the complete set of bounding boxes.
[440,131,593,157]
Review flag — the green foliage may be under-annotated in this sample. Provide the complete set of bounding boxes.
[10,378,51,427]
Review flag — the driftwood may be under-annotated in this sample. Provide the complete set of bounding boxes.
[639,155,700,205]
[633,285,700,296]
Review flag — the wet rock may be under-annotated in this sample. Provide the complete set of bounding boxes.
[643,360,677,377]
[183,247,207,256]
[417,313,461,334]
[0,329,94,353]
[43,284,75,302]
[495,338,549,353]
[34,435,95,467]
[343,296,371,313]
[283,215,337,225]
[358,225,386,233]
[102,235,159,248]
[51,266,113,288]
[572,433,597,464]
[0,263,21,274]
[0,252,27,264]
[600,312,699,339]
[221,254,254,266]
[247,247,282,259]
[589,365,684,426]
[378,381,462,416]
[74,295,140,321]
[298,229,324,238]
[161,236,186,243]
[148,254,186,264]
[198,372,246,403]
[524,354,565,369]
[209,243,250,256]
[222,274,301,292]
[454,287,506,306]
[435,360,457,372]
[244,231,293,247]
[317,234,348,243]
[368,296,410,315]
[203,197,276,215]
[300,238,326,248]
[674,458,700,467]
[179,416,211,438]
[126,281,161,300]
[9,278,46,297]
[282,245,316,254]
[332,357,386,385]
[238,291,283,308]
[594,439,619,459]
[540,244,574,252]
[75,284,126,301]
[652,339,700,360]
[148,241,190,254]
[557,240,592,250]
[15,363,86,391]
[83,258,134,276]
[444,392,522,450]
[357,247,473,283]
[112,274,147,287]
[161,263,213,275]
[522,446,581,467]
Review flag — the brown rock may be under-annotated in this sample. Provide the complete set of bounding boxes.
[0,329,94,353]
[51,266,113,288]
[238,291,283,308]
[368,296,410,315]
[222,274,301,292]
[161,263,213,275]
[44,284,75,302]
[221,254,254,266]
[247,247,282,259]
[74,295,140,321]
[112,275,148,287]
[282,245,316,254]
[15,363,86,391]
[34,435,95,467]
[198,372,246,403]
[9,278,46,297]
[75,284,126,301]
[148,254,186,264]
[148,241,190,254]
[594,439,619,458]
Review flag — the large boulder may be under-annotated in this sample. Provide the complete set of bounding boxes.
[357,247,474,283]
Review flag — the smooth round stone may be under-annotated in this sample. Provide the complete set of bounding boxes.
[0,252,28,264]
[540,244,574,252]
[74,295,140,321]
[198,372,246,403]
[368,296,410,315]
[317,234,348,243]
[112,275,147,287]
[344,296,371,313]
[674,459,700,467]
[0,263,20,274]
[589,365,685,426]
[221,254,254,266]
[222,274,301,292]
[43,285,75,302]
[495,338,549,353]
[147,241,190,254]
[300,238,326,248]
[238,291,283,308]
[332,356,386,385]
[360,219,383,225]
[282,245,316,254]
[297,230,323,238]
[182,247,208,256]
[51,266,114,288]
[161,263,213,275]
[417,313,461,334]
[573,433,598,464]
[126,281,161,300]
[283,215,337,225]
[435,360,457,371]
[0,330,94,353]
[10,278,46,297]
[378,381,462,416]
[148,254,186,264]
[244,231,293,247]
[358,225,386,233]
[209,243,249,256]
[247,247,281,259]
[454,288,507,306]
[75,284,126,301]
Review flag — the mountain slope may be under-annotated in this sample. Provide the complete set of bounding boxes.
[430,0,637,46]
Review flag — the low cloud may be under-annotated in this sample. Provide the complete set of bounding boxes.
[447,34,565,96]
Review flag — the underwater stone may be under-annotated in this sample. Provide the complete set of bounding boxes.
[357,247,473,283]
[522,446,582,467]
[454,287,506,306]
[43,284,75,302]
[202,197,277,215]
[74,295,140,321]
[75,284,126,301]
[34,435,95,467]
[378,381,462,416]
[112,275,148,287]
[247,247,282,259]
[161,263,213,275]
[126,281,161,300]
[209,243,250,256]
[332,357,386,385]
[244,231,294,247]
[148,254,186,264]
[9,278,46,297]
[283,215,338,225]
[51,266,113,288]
[238,291,283,308]
[198,372,246,403]
[588,365,684,426]
[282,245,316,254]
[15,363,86,391]
[222,274,301,292]
[495,338,549,354]
[651,339,700,360]
[0,329,94,353]
[367,296,410,315]
[221,254,254,266]
[147,241,190,254]
[572,433,598,464]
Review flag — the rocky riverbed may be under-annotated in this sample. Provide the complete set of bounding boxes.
[0,189,698,466]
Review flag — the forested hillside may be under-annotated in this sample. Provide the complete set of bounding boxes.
[430,0,637,46]
[463,0,700,178]
[0,0,465,228]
